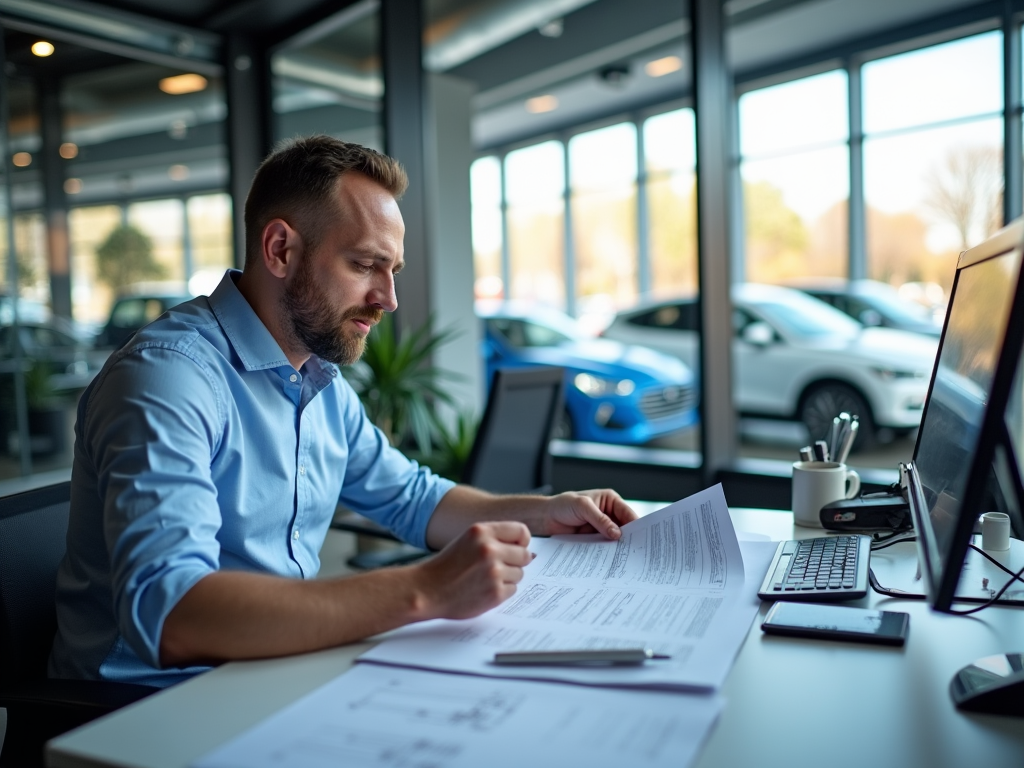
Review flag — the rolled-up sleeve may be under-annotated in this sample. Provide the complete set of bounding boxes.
[85,342,225,668]
[336,383,455,549]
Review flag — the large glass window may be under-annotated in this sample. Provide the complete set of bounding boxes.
[62,57,229,322]
[864,31,1004,295]
[504,141,566,308]
[569,122,638,329]
[739,70,850,283]
[68,206,121,325]
[470,156,503,300]
[644,108,698,298]
[187,193,233,295]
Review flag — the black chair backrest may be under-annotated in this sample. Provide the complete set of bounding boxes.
[461,367,565,494]
[0,481,70,685]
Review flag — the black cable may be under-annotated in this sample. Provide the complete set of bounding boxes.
[870,532,916,551]
[967,543,1024,584]
[946,561,1024,615]
[868,567,926,600]
[868,541,1024,611]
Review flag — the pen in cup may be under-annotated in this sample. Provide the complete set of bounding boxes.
[837,418,859,464]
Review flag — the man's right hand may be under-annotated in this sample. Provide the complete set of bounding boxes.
[412,521,533,621]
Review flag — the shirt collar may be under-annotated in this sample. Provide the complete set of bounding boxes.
[208,269,293,372]
[207,270,341,381]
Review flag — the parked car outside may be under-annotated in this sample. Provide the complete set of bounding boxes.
[477,301,699,445]
[96,285,193,349]
[788,279,942,337]
[601,284,939,447]
[0,319,108,391]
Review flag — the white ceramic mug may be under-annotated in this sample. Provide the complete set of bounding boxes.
[980,511,1011,551]
[792,461,861,528]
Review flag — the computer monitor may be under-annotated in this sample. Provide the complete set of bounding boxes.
[904,218,1024,613]
[903,219,1024,717]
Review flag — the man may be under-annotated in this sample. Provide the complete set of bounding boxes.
[50,136,636,687]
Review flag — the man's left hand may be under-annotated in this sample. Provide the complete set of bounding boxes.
[540,489,638,540]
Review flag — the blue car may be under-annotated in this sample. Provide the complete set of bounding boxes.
[477,301,699,445]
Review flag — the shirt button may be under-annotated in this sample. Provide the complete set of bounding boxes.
[299,465,306,475]
[293,529,300,540]
[289,374,298,383]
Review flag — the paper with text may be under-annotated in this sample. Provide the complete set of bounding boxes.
[361,484,761,690]
[192,664,723,768]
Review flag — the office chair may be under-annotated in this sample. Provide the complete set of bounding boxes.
[0,482,158,768]
[333,366,566,569]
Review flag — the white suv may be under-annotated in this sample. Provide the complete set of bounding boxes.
[601,284,939,447]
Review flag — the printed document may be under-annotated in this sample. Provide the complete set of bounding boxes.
[193,663,723,768]
[361,484,767,690]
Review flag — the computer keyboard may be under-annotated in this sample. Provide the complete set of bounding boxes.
[757,534,871,602]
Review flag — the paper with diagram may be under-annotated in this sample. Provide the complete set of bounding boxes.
[192,663,723,768]
[361,483,764,690]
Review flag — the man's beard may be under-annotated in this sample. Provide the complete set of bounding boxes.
[282,254,383,366]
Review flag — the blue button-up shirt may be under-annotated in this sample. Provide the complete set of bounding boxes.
[50,270,454,687]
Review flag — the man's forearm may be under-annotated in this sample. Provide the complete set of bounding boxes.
[159,567,429,667]
[425,485,550,550]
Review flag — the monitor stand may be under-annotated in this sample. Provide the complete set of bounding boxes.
[950,652,1024,717]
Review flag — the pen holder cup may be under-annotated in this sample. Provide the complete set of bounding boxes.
[792,461,861,528]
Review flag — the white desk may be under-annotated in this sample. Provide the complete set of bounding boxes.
[47,508,1024,768]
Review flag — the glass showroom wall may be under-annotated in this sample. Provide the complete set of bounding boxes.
[643,108,698,299]
[62,58,230,325]
[472,22,1021,470]
[470,109,701,453]
[863,31,1004,302]
[0,34,231,482]
[738,70,850,284]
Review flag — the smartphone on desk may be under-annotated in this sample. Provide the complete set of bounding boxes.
[761,601,909,646]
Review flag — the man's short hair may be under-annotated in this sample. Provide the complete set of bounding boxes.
[243,135,408,268]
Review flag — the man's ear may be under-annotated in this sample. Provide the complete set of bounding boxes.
[261,218,302,279]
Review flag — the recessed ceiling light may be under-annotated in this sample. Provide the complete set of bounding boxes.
[11,152,31,167]
[159,73,208,95]
[59,142,78,159]
[168,164,190,181]
[645,55,683,78]
[64,178,83,194]
[526,95,558,114]
[31,41,54,57]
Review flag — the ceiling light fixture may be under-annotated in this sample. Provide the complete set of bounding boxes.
[168,164,190,181]
[11,152,31,167]
[645,55,683,78]
[526,94,558,114]
[64,178,82,194]
[31,41,55,57]
[159,73,208,95]
[59,142,78,159]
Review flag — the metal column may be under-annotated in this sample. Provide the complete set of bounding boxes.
[38,77,72,319]
[692,0,736,478]
[636,118,652,297]
[562,140,576,316]
[1004,2,1022,225]
[0,30,31,476]
[847,61,866,280]
[382,0,431,333]
[224,35,272,269]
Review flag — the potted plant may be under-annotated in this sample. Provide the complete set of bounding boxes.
[343,313,464,455]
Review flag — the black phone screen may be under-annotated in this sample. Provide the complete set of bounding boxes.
[761,602,909,646]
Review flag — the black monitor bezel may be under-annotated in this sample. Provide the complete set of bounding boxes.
[908,220,1024,612]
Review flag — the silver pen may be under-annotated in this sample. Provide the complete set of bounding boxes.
[837,418,859,464]
[493,648,671,666]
